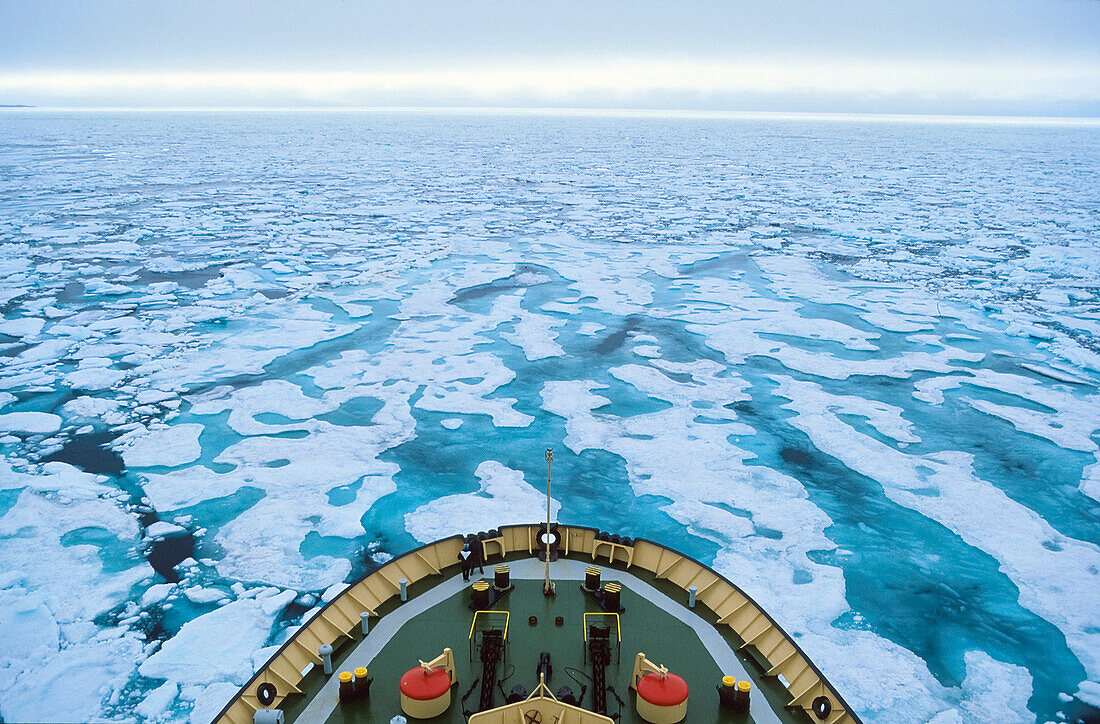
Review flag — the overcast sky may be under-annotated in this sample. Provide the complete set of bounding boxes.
[1,0,1098,116]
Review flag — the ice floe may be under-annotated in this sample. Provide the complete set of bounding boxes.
[954,650,1034,724]
[405,461,561,543]
[139,591,293,687]
[0,412,62,435]
[187,682,240,724]
[117,423,204,468]
[145,521,187,540]
[0,317,45,338]
[1076,680,1100,708]
[136,680,179,721]
[495,291,566,361]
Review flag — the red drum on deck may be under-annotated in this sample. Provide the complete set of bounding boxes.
[636,672,689,706]
[400,667,451,700]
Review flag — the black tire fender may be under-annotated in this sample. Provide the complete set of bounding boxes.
[812,695,832,720]
[536,523,560,548]
[257,682,277,706]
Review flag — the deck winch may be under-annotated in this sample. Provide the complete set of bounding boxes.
[555,685,579,706]
[536,651,553,682]
[468,610,510,714]
[587,625,612,716]
[476,630,504,712]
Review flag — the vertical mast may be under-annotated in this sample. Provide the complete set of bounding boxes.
[543,448,555,595]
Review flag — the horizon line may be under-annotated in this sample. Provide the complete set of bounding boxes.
[2,105,1099,125]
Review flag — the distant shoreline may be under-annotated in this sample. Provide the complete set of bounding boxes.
[0,104,35,108]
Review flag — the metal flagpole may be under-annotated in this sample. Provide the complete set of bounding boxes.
[543,448,555,595]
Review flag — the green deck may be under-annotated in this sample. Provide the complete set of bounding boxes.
[278,556,813,724]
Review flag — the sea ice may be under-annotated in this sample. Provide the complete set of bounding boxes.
[774,375,1100,680]
[187,682,239,724]
[141,583,176,607]
[189,380,337,435]
[0,481,150,721]
[145,521,187,539]
[138,592,293,687]
[0,412,62,435]
[2,110,1098,724]
[405,461,560,543]
[1077,680,1100,708]
[0,627,146,723]
[0,317,45,337]
[117,423,204,468]
[955,650,1034,724]
[66,366,126,391]
[539,376,962,722]
[141,380,413,589]
[495,292,566,361]
[136,680,178,721]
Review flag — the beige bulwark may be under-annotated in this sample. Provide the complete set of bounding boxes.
[468,674,614,724]
[213,524,859,724]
